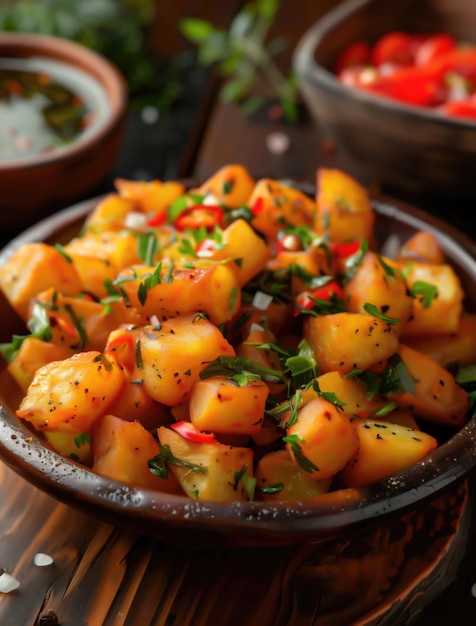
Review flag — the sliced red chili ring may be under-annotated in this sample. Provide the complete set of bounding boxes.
[330,240,361,259]
[147,210,168,227]
[295,280,344,311]
[171,420,216,443]
[173,205,224,231]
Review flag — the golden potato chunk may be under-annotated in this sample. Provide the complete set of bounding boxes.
[17,351,126,433]
[139,314,235,406]
[157,426,254,501]
[390,344,469,427]
[92,414,180,492]
[304,312,400,375]
[399,262,464,336]
[340,418,438,487]
[189,376,268,435]
[255,449,332,501]
[0,242,82,320]
[314,168,375,245]
[344,251,414,332]
[285,397,359,480]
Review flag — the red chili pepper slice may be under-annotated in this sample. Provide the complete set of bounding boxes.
[147,210,167,227]
[173,205,224,231]
[104,331,136,373]
[295,280,344,312]
[171,420,216,443]
[251,196,264,216]
[330,240,361,259]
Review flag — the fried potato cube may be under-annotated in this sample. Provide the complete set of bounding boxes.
[298,370,388,418]
[395,230,445,264]
[189,376,268,435]
[92,414,180,492]
[157,426,254,501]
[285,397,359,480]
[32,288,119,353]
[404,312,476,368]
[340,418,438,487]
[344,251,414,332]
[249,178,316,241]
[17,351,126,433]
[84,193,137,233]
[7,337,74,393]
[303,312,400,375]
[116,261,241,326]
[314,168,375,245]
[64,231,142,299]
[391,344,469,427]
[399,261,464,336]
[139,314,235,407]
[192,164,256,208]
[255,449,332,501]
[0,242,82,320]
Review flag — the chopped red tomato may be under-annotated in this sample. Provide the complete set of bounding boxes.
[336,30,476,117]
[371,31,416,67]
[441,98,476,120]
[429,48,476,83]
[415,33,455,66]
[338,66,382,91]
[379,65,446,106]
[334,40,371,74]
[171,420,216,443]
[173,205,224,231]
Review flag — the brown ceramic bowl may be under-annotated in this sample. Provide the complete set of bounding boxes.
[0,33,128,229]
[0,190,475,554]
[293,0,476,202]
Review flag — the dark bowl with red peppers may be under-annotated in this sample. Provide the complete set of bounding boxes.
[293,0,476,203]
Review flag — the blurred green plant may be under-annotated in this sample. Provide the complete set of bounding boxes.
[0,0,190,112]
[180,0,300,123]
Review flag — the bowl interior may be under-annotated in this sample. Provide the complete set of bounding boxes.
[0,191,475,547]
[0,33,126,169]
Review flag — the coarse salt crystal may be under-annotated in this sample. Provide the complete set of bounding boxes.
[0,571,20,593]
[34,553,54,567]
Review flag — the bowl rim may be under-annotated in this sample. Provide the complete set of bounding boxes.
[292,0,476,130]
[0,192,475,546]
[0,32,128,171]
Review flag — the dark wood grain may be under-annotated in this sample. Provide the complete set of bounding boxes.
[1,461,475,626]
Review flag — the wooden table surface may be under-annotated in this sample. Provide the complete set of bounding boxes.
[1,83,476,625]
